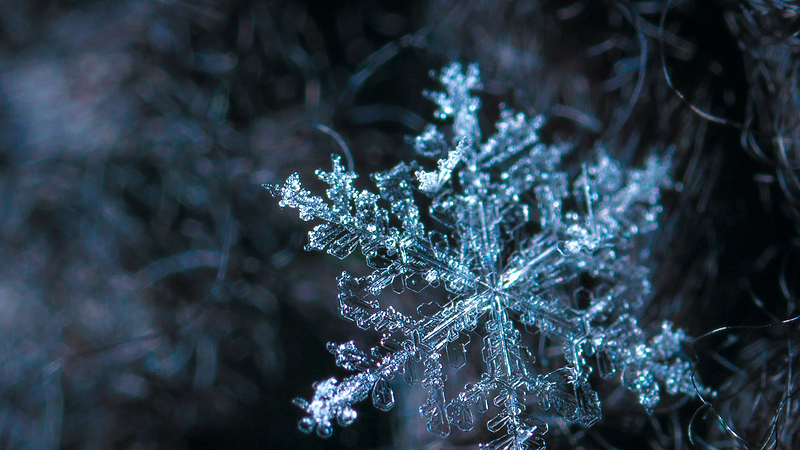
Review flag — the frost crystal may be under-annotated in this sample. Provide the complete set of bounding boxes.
[269,62,702,449]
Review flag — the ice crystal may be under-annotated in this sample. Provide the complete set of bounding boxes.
[269,62,702,449]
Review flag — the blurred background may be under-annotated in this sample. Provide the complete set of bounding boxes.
[0,0,799,449]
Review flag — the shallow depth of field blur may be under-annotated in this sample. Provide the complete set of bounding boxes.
[1,1,800,449]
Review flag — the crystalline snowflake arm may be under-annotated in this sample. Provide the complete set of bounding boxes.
[268,152,483,439]
[292,342,409,437]
[416,139,466,194]
[268,155,475,294]
[423,62,482,147]
[495,149,694,415]
[588,317,705,411]
[478,108,546,169]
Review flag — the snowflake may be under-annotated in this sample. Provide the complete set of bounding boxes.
[268,62,704,450]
